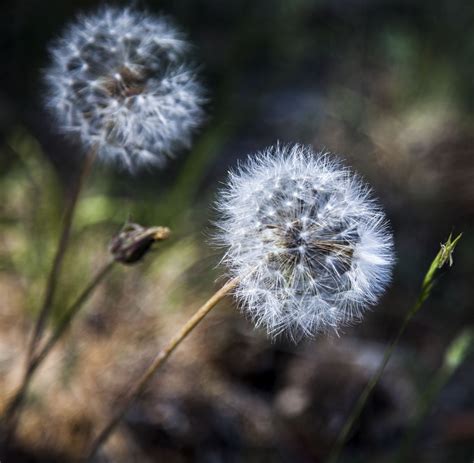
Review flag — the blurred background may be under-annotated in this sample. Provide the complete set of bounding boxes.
[0,0,473,461]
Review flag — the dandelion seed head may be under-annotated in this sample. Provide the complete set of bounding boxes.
[45,7,205,170]
[215,144,394,340]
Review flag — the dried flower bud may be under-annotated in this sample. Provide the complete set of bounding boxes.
[109,223,170,264]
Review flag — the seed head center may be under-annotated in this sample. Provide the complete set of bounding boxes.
[104,66,146,100]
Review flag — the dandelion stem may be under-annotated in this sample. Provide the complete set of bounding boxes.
[85,277,239,461]
[326,233,462,463]
[27,146,97,362]
[1,259,113,442]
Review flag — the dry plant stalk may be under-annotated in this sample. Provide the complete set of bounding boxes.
[27,145,97,361]
[85,277,239,461]
[2,255,110,442]
[3,222,170,443]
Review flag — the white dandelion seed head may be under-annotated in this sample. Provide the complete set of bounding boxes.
[44,7,205,170]
[215,144,395,341]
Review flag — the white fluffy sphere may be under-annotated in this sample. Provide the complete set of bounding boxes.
[45,7,205,170]
[216,144,394,339]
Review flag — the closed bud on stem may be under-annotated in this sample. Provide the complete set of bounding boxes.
[109,223,170,264]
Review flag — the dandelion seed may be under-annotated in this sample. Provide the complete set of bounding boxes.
[44,7,205,170]
[215,144,395,340]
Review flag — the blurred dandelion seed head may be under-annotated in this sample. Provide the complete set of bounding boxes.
[215,144,394,340]
[44,7,205,170]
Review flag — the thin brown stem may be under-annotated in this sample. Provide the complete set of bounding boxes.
[85,277,239,461]
[27,146,97,362]
[1,259,114,443]
[37,261,115,369]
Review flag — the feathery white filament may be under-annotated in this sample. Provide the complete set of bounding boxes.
[215,144,394,340]
[45,7,205,170]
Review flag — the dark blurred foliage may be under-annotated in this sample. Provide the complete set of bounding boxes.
[0,0,473,462]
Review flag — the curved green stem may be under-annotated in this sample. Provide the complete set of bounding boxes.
[327,233,462,463]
